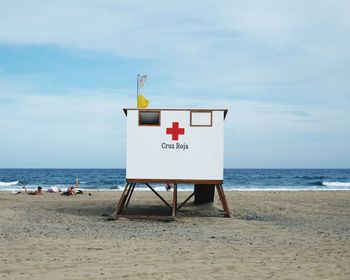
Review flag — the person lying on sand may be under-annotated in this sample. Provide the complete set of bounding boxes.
[68,186,76,195]
[23,186,43,195]
[61,179,83,196]
[61,186,76,196]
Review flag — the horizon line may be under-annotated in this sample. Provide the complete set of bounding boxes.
[0,167,349,170]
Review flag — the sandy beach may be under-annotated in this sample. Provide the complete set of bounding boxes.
[0,190,349,279]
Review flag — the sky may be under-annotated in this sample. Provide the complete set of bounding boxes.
[0,0,349,168]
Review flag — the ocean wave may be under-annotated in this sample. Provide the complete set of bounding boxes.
[322,181,350,187]
[0,181,19,187]
[295,175,325,180]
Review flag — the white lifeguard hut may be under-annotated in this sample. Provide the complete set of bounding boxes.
[114,108,231,218]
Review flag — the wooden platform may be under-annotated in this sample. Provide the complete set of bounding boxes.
[113,182,232,219]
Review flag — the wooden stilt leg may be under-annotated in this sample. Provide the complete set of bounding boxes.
[216,184,232,218]
[125,184,135,208]
[119,183,133,212]
[220,185,232,218]
[219,185,231,215]
[172,183,177,217]
[115,183,129,210]
[115,183,132,215]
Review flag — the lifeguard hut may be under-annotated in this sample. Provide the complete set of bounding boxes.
[114,108,231,218]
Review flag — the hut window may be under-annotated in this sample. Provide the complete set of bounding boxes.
[190,111,212,127]
[139,110,161,126]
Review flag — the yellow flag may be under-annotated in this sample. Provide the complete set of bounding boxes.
[137,95,149,108]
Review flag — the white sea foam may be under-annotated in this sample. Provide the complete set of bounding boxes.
[0,181,19,187]
[322,181,350,187]
[224,188,348,191]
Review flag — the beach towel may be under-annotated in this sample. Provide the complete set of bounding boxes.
[48,187,60,193]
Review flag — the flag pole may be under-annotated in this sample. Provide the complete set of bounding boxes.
[136,74,140,108]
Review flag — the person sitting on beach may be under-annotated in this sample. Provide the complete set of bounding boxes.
[74,178,83,194]
[24,186,43,195]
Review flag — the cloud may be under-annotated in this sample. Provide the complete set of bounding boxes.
[1,1,348,49]
[0,0,349,167]
[0,78,133,167]
[1,1,349,100]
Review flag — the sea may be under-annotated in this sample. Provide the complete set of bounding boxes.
[1,169,350,192]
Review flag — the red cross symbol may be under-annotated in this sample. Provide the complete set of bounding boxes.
[166,122,185,141]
